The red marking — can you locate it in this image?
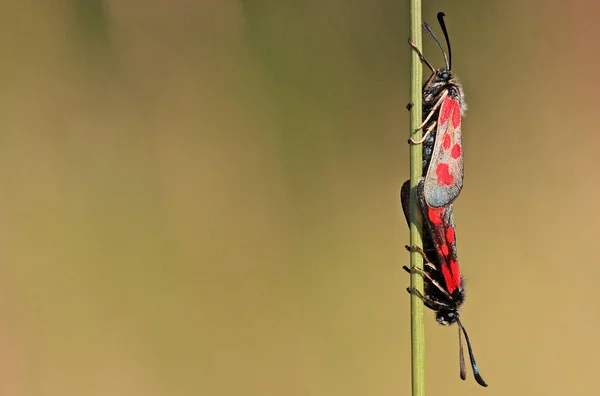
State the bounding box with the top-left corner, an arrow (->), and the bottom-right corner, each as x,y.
452,103 -> 461,127
442,134 -> 451,150
440,244 -> 449,256
435,163 -> 454,186
439,98 -> 453,125
441,265 -> 457,294
439,98 -> 461,127
451,144 -> 461,159
450,260 -> 461,289
428,207 -> 443,225
446,227 -> 455,244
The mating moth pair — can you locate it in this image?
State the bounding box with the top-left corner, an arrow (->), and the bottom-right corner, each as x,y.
402,12 -> 487,387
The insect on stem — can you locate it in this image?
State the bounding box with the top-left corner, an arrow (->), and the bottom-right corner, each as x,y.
403,11 -> 487,389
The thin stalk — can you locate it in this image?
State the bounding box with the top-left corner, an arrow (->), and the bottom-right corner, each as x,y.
408,1 -> 425,396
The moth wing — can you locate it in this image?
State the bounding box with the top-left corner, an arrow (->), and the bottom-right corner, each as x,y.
424,96 -> 464,208
417,180 -> 462,293
400,180 -> 411,226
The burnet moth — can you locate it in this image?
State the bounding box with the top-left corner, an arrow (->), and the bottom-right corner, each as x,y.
409,13 -> 465,208
401,179 -> 487,387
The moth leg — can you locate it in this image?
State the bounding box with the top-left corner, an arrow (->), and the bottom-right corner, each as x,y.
402,245 -> 435,274
403,245 -> 436,272
402,262 -> 435,276
408,40 -> 435,82
406,286 -> 454,310
414,89 -> 448,131
409,121 -> 436,144
405,244 -> 433,263
406,287 -> 436,310
403,265 -> 437,284
404,264 -> 453,301
403,245 -> 436,276
405,245 -> 454,300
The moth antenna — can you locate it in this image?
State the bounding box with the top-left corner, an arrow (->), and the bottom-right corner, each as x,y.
422,21 -> 449,70
457,318 -> 488,387
437,12 -> 452,70
457,324 -> 467,380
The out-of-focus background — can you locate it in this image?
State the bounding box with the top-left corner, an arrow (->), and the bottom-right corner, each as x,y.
0,0 -> 598,395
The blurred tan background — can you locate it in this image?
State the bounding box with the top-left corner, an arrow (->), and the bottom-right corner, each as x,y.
0,0 -> 598,395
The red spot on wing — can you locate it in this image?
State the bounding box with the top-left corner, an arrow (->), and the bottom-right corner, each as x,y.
428,207 -> 443,225
439,98 -> 454,125
446,227 -> 455,244
441,264 -> 457,294
441,260 -> 461,294
452,104 -> 461,127
451,144 -> 461,159
450,260 -> 461,289
442,134 -> 451,150
435,163 -> 454,186
440,244 -> 449,256
439,98 -> 461,127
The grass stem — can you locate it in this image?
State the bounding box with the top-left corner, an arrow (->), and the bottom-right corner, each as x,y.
408,2 -> 425,395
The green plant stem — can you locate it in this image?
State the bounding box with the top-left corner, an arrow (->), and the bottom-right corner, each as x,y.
408,1 -> 425,396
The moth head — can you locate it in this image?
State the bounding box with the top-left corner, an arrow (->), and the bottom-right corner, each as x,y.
436,309 -> 459,326
436,69 -> 452,81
